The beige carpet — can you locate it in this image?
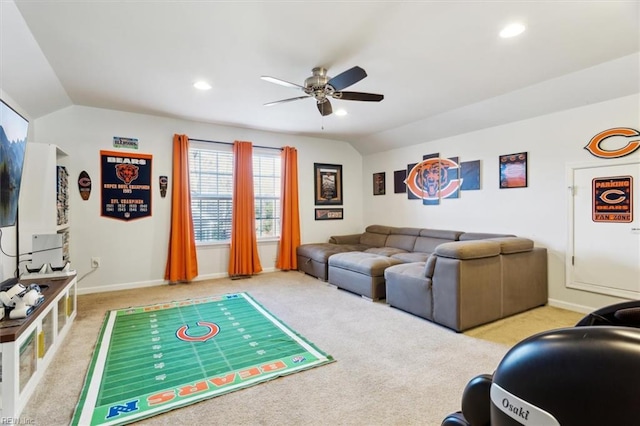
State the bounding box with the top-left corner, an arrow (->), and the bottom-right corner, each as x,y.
22,271 -> 581,426
465,305 -> 584,346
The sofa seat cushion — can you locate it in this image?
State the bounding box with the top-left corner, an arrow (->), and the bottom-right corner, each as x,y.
329,252 -> 403,276
384,262 -> 428,282
297,243 -> 365,262
364,247 -> 408,257
384,262 -> 433,320
391,252 -> 431,263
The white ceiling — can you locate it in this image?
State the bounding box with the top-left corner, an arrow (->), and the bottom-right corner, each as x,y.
2,1 -> 639,154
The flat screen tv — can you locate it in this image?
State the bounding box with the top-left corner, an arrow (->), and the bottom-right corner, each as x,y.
0,99 -> 29,228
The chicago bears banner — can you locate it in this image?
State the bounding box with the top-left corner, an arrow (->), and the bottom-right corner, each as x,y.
101,150 -> 152,221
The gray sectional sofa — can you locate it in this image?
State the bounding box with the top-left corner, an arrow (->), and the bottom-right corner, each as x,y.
296,225 -> 548,331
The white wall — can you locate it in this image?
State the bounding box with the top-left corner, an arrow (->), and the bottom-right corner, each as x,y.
32,105 -> 364,293
19,94 -> 640,312
362,94 -> 640,313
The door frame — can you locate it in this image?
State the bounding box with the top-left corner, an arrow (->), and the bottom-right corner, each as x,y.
566,157 -> 640,299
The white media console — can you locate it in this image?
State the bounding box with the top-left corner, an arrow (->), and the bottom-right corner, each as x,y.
0,274 -> 77,419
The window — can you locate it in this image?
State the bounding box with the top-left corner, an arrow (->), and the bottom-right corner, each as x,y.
189,143 -> 281,243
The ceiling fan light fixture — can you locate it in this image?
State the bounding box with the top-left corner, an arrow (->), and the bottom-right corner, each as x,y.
335,109 -> 347,116
193,81 -> 212,90
261,65 -> 383,117
499,23 -> 525,38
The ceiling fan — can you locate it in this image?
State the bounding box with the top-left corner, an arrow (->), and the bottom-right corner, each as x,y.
261,66 -> 384,116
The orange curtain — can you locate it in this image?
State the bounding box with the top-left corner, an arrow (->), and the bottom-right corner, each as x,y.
276,146 -> 300,270
165,134 -> 198,283
228,141 -> 263,276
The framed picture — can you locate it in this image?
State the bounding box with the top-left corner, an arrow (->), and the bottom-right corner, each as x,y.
315,208 -> 343,220
393,169 -> 407,194
499,152 -> 528,189
373,172 -> 386,195
314,163 -> 343,205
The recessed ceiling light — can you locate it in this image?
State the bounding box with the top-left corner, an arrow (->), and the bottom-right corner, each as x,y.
334,109 -> 347,116
500,23 -> 525,38
193,81 -> 212,90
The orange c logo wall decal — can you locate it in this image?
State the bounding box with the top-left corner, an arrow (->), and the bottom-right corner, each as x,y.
584,127 -> 640,158
176,321 -> 220,342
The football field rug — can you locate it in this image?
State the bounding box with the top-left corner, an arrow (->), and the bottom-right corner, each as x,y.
71,292 -> 334,425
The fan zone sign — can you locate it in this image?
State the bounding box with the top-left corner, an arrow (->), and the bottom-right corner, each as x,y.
101,150 -> 152,221
592,175 -> 633,223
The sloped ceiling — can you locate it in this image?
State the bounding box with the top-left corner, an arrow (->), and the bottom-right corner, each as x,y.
2,1 -> 639,154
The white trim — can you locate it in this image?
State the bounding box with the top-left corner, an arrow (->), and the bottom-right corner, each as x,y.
565,158 -> 640,299
547,298 -> 593,314
77,268 -> 278,295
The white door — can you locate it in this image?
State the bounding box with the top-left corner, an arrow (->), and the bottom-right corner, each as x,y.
568,160 -> 640,299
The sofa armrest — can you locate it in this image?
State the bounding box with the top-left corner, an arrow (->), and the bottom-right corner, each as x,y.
435,240 -> 501,259
329,233 -> 363,245
486,237 -> 533,253
431,241 -> 503,331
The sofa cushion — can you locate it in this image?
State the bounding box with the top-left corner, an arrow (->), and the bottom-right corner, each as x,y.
435,240 -> 501,260
414,236 -> 452,254
329,234 -> 364,245
459,232 -> 516,241
365,225 -> 394,235
419,229 -> 464,240
365,247 -> 408,257
391,252 -> 431,263
390,227 -> 422,236
360,231 -> 389,247
297,243 -> 374,261
385,234 -> 418,251
424,254 -> 437,278
384,262 -> 432,290
487,237 -> 534,254
329,252 -> 403,276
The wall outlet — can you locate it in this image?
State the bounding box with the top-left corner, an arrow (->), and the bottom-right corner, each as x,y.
91,257 -> 101,268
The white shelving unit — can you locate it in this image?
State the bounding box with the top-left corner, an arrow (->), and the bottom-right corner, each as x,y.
18,143 -> 70,272
0,275 -> 77,418
2,143 -> 77,417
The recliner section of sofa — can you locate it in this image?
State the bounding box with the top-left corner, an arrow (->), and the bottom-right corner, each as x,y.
385,237 -> 548,331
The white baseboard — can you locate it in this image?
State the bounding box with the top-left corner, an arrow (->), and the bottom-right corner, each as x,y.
548,298 -> 594,314
77,267 -> 277,295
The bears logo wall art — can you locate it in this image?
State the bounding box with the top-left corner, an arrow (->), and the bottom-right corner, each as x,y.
405,157 -> 462,204
101,150 -> 152,221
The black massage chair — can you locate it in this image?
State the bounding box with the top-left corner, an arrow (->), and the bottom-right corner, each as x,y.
441,300 -> 640,426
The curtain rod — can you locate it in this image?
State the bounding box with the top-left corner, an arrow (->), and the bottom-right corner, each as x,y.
188,138 -> 282,151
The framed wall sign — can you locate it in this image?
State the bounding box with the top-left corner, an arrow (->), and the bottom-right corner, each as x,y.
373,172 -> 386,195
499,152 -> 528,189
315,208 -> 343,220
314,163 -> 343,205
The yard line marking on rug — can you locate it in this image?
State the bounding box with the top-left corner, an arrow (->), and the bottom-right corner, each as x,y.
71,292 -> 334,426
78,309 -> 118,426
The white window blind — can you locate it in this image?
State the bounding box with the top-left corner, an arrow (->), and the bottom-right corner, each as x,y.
189,143 -> 280,243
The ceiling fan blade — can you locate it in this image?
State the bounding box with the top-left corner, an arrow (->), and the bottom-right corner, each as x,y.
264,96 -> 311,107
334,91 -> 384,102
327,66 -> 367,91
260,76 -> 305,90
317,99 -> 333,116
